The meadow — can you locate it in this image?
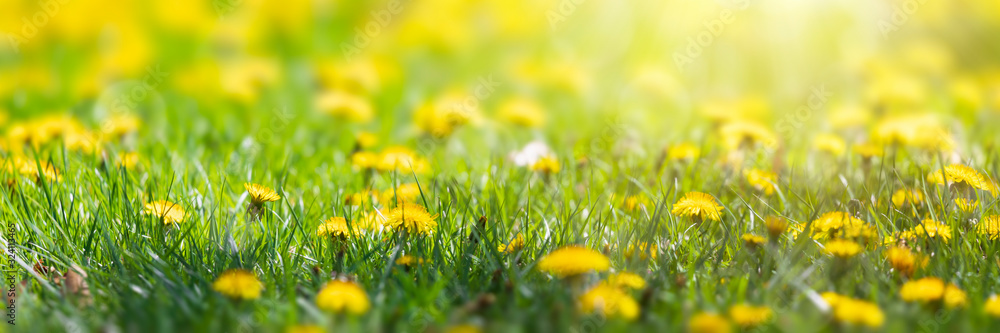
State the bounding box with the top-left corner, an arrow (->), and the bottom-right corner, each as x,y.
3,0 -> 1000,332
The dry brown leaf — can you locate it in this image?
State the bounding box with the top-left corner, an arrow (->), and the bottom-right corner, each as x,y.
62,264 -> 92,307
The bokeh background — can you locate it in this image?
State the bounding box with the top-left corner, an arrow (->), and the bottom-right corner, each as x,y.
3,0 -> 1000,166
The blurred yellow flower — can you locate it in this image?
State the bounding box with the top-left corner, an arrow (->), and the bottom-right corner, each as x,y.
212,269 -> 263,301
898,219 -> 952,243
718,121 -> 776,151
380,183 -> 423,205
608,272 -> 646,290
351,151 -> 378,170
886,246 -> 924,278
315,280 -> 371,315
395,255 -> 429,266
809,212 -> 876,241
498,98 -> 546,128
900,277 -> 966,308
624,242 -> 658,261
765,216 -> 788,238
671,192 -> 723,222
830,297 -> 884,328
689,312 -> 730,333
537,246 -> 610,277
813,134 -> 846,156
315,90 -> 374,123
376,146 -> 430,174
666,143 -> 700,161
977,216 -> 1000,240
530,155 -> 560,174
579,283 -> 639,320
891,188 -> 924,210
985,295 -> 1000,317
317,217 -> 360,238
444,324 -> 482,333
728,304 -> 772,328
744,168 -> 777,195
355,131 -> 378,149
823,239 -> 861,258
742,234 -> 766,249
852,143 -> 884,159
101,114 -> 141,139
286,325 -> 324,333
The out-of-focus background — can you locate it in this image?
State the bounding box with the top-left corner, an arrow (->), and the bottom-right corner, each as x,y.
2,0 -> 1000,162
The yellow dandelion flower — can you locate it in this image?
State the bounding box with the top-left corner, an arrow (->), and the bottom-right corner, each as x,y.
954,198 -> 979,213
671,192 -> 723,222
831,298 -> 884,328
624,242 -> 658,261
728,304 -> 772,328
317,217 -> 362,238
355,131 -> 378,149
101,114 -> 141,138
927,164 -> 997,193
689,312 -> 731,333
376,146 -> 430,174
621,194 -> 650,212
530,155 -> 560,174
984,295 -> 1000,317
286,325 -> 324,333
977,216 -> 1000,240
823,239 -> 862,258
537,246 -> 610,277
143,200 -> 186,225
742,234 -> 766,249
315,280 -> 371,315
719,121 -> 777,151
821,292 -> 845,308
10,158 -> 62,183
315,90 -> 374,123
245,183 -> 281,205
383,203 -> 438,236
944,285 -> 968,308
344,190 -> 377,206
852,143 -> 883,159
765,216 -> 788,238
444,324 -> 482,333
901,277 -> 965,308
813,134 -> 846,156
744,169 -> 777,195
886,246 -> 924,277
351,151 -> 378,170
117,152 -> 140,169
898,219 -> 952,243
498,98 -> 546,128
579,283 -> 639,320
380,183 -> 423,205
212,269 -> 263,300
891,188 -> 924,210
809,212 -> 876,241
666,143 -> 700,161
395,255 -> 429,266
608,272 -> 646,290
498,233 -> 525,254
358,210 -> 386,230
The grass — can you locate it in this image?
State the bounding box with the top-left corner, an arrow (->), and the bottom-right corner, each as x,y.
3,105 -> 1000,333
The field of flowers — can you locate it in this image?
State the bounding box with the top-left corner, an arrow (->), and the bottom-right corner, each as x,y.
4,0 -> 1000,332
